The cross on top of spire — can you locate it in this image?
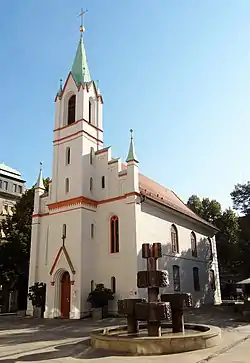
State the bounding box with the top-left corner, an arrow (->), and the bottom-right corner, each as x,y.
78,8 -> 88,36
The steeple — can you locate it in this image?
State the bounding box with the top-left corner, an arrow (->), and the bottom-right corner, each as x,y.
126,129 -> 138,163
35,162 -> 45,190
71,9 -> 91,85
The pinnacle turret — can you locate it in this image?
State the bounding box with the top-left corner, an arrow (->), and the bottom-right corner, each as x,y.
35,162 -> 45,190
126,129 -> 138,163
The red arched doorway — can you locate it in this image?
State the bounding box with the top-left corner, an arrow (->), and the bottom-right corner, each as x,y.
60,271 -> 71,318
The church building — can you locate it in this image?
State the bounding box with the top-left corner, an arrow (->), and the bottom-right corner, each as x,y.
27,26 -> 221,319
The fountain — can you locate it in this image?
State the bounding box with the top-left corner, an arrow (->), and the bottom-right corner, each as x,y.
91,242 -> 221,355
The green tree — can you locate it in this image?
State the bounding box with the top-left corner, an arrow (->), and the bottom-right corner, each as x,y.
0,188 -> 34,285
187,195 -> 221,223
0,177 -> 49,309
187,195 -> 202,216
187,195 -> 241,277
216,208 -> 241,275
230,182 -> 250,215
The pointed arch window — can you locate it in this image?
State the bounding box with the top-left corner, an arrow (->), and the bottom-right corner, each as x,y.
91,223 -> 94,239
102,176 -> 105,189
65,178 -> 70,193
67,95 -> 76,125
66,147 -> 71,165
191,232 -> 197,257
90,177 -> 93,191
89,100 -> 92,124
193,267 -> 200,291
110,216 -> 119,253
171,224 -> 179,253
62,224 -> 67,238
90,147 -> 94,165
111,276 -> 116,293
208,238 -> 213,260
173,265 -> 180,292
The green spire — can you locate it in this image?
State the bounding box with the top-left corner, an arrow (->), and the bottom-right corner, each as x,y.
126,129 -> 138,163
71,37 -> 91,85
35,162 -> 45,189
57,78 -> 63,99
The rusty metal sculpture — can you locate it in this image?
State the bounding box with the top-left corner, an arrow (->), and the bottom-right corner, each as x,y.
118,242 -> 193,337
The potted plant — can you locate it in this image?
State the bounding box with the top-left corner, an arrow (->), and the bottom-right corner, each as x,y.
28,282 -> 46,318
87,283 -> 114,320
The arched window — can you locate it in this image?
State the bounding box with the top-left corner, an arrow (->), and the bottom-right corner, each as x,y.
89,100 -> 92,123
91,280 -> 94,292
90,177 -> 93,191
65,178 -> 69,193
62,224 -> 67,238
171,224 -> 179,253
111,276 -> 116,293
191,232 -> 197,257
91,223 -> 94,238
102,176 -> 105,189
208,238 -> 213,260
173,265 -> 180,292
66,147 -> 71,165
193,267 -> 200,291
90,147 -> 94,165
67,95 -> 76,125
110,216 -> 119,253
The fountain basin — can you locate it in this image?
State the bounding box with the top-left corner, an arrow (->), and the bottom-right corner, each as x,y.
91,323 -> 221,355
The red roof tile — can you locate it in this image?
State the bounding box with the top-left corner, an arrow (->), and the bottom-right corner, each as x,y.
139,173 -> 217,230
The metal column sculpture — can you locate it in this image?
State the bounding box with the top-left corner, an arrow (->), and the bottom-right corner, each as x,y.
118,242 -> 192,337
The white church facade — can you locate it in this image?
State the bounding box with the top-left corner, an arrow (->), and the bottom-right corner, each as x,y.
27,29 -> 221,319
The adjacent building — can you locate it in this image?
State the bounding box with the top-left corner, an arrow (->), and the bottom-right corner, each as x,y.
0,163 -> 25,223
27,26 -> 221,319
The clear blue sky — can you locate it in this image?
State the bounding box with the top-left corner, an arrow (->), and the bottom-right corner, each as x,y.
1,1 -> 250,210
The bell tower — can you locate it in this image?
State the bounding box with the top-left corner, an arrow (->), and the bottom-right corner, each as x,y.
51,12 -> 104,203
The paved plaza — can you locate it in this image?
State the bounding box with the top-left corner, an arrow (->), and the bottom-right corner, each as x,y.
1,306 -> 250,362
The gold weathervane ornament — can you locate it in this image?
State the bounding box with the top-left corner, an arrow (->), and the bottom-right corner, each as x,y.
78,8 -> 88,35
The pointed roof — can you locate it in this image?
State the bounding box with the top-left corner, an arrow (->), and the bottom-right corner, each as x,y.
35,162 -> 45,189
71,36 -> 91,85
126,129 -> 138,163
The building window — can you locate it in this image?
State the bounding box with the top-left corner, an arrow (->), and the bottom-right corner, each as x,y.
193,267 -> 200,291
91,280 -> 94,292
171,224 -> 179,253
13,184 -> 17,193
111,276 -> 116,293
89,100 -> 92,123
101,176 -> 105,189
67,95 -> 76,125
90,147 -> 94,165
65,178 -> 69,193
62,224 -> 67,238
0,180 -> 2,189
90,177 -> 93,191
66,147 -> 71,165
173,265 -> 180,292
110,215 -> 119,253
191,232 -> 197,257
4,181 -> 8,191
208,238 -> 213,260
18,185 -> 22,194
91,223 -> 94,238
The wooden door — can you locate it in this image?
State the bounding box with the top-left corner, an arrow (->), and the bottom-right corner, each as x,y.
61,272 -> 70,318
